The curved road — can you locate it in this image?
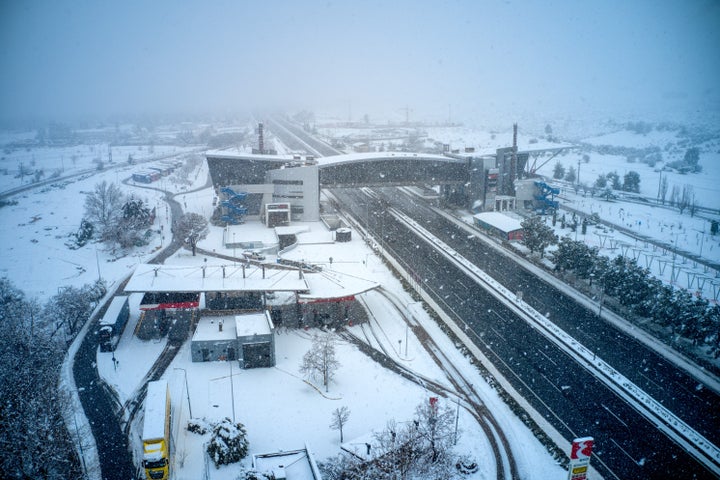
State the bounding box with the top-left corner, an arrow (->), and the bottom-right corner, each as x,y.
72,173 -> 211,479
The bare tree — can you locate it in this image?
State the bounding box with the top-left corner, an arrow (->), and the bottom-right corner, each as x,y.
678,184 -> 694,215
669,184 -> 680,207
84,181 -> 124,240
299,331 -> 341,392
330,406 -> 351,443
658,174 -> 668,204
175,212 -> 209,256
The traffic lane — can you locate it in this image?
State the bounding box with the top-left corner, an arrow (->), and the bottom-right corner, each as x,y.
73,327 -> 136,480
416,245 -> 714,479
379,188 -> 720,444
358,201 -> 714,478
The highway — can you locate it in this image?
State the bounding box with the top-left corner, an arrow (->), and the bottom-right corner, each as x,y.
267,117 -> 720,478
329,186 -> 719,479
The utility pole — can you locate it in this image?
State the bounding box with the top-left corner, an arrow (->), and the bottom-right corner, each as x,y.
577,158 -> 581,187
174,368 -> 193,419
229,361 -> 236,422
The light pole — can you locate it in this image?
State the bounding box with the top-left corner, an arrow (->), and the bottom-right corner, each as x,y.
174,367 -> 193,419
233,232 -> 236,264
229,360 -> 236,423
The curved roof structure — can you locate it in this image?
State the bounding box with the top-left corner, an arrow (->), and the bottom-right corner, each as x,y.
205,149 -> 469,188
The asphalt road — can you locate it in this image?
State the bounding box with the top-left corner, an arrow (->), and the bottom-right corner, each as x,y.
378,186 -> 720,443
71,172 -> 210,479
330,186 -> 718,479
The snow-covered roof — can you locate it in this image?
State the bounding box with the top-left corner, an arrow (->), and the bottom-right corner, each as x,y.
252,447 -> 322,480
449,141 -> 575,158
192,315 -> 237,342
473,212 -> 524,233
124,264 -> 380,300
299,269 -> 380,302
124,263 -> 309,293
235,311 -> 272,337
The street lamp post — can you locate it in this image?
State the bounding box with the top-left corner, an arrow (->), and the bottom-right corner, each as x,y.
229,361 -> 236,423
174,368 -> 193,419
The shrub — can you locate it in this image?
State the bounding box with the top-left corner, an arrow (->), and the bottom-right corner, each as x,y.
207,418 -> 249,468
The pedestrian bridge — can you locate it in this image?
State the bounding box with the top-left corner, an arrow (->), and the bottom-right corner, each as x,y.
205,150 -> 469,189
316,152 -> 468,187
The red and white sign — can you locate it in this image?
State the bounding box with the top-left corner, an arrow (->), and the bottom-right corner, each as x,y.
568,437 -> 594,480
571,437 -> 594,460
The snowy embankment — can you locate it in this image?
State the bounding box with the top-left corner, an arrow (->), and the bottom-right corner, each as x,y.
391,207 -> 720,476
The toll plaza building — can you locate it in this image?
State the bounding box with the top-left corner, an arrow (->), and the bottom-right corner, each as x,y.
123,262 -> 379,355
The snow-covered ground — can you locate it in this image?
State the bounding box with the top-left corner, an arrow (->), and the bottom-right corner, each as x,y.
98,217 -> 566,480
3,119 -> 719,480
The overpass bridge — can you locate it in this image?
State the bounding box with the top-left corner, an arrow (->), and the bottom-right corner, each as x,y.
205,150 -> 469,189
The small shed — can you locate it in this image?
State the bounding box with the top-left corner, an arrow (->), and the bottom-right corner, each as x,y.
473,211 -> 524,241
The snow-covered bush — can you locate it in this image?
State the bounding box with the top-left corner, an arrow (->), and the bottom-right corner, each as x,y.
187,418 -> 211,435
236,470 -> 276,480
207,417 -> 249,468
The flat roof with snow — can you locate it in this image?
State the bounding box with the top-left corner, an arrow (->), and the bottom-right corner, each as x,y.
300,269 -> 380,302
125,263 -> 380,301
473,211 -> 524,233
252,447 -> 322,480
192,315 -> 237,342
235,312 -> 272,337
124,263 -> 310,293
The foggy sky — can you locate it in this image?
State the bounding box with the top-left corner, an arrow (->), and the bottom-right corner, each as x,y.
1,0 -> 718,124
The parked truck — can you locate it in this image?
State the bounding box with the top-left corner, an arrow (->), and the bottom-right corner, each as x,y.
142,380 -> 171,480
98,296 -> 130,352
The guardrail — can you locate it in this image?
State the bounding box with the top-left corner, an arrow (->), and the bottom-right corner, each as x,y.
391,207 -> 720,475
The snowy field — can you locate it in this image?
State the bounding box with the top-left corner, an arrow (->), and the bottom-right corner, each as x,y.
0,145 -> 205,300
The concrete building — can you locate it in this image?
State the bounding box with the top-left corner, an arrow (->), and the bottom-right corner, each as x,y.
191,311 -> 276,368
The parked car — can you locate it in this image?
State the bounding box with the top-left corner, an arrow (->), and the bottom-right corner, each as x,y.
242,251 -> 265,261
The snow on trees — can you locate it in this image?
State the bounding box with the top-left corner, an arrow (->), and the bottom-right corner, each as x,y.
546,235 -> 720,355
45,279 -> 106,338
0,279 -> 83,479
300,331 -> 341,392
564,165 -> 577,184
83,182 -> 154,248
520,216 -> 557,258
330,406 -> 350,442
319,398 -> 466,480
113,196 -> 154,248
622,170 -> 640,193
206,417 -> 250,468
175,212 -> 209,256
83,180 -> 124,241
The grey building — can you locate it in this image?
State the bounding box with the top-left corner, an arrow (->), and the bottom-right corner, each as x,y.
191,311 -> 276,368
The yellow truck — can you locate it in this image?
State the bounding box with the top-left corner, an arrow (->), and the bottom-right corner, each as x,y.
142,380 -> 170,480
